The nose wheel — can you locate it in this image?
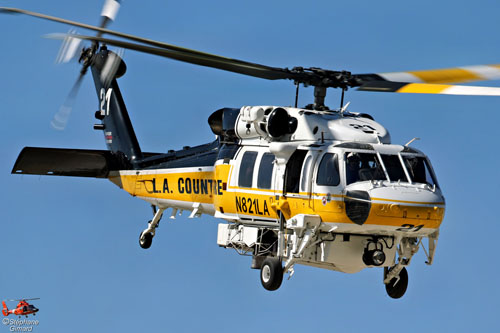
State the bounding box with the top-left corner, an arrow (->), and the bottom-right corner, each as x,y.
138,207 -> 165,249
384,266 -> 408,299
139,231 -> 153,249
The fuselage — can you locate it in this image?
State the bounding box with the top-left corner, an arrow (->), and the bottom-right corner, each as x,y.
109,106 -> 445,238
2,302 -> 38,316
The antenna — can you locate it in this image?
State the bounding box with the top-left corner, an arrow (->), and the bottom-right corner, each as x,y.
294,82 -> 299,108
340,88 -> 346,109
340,101 -> 350,115
405,137 -> 420,146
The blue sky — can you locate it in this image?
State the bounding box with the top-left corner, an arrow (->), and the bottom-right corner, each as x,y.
1,0 -> 499,332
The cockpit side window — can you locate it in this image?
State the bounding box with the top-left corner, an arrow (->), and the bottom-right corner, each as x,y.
300,155 -> 313,192
403,156 -> 438,187
239,151 -> 258,188
284,150 -> 307,193
381,155 -> 408,182
317,153 -> 340,186
345,152 -> 385,185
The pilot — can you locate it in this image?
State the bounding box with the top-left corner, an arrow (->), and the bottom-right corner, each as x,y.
358,155 -> 373,181
346,153 -> 361,184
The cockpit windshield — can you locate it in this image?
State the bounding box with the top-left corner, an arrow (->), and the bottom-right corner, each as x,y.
345,151 -> 438,187
345,153 -> 385,185
380,155 -> 407,182
403,156 -> 438,187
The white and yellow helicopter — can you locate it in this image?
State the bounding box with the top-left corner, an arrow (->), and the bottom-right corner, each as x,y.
4,1 -> 500,298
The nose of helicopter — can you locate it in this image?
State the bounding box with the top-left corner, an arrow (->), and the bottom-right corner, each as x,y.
370,184 -> 444,203
370,184 -> 445,224
345,183 -> 445,227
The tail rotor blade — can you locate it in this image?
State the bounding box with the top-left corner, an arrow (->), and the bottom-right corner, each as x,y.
55,29 -> 83,64
98,0 -> 121,34
100,48 -> 124,88
51,72 -> 85,130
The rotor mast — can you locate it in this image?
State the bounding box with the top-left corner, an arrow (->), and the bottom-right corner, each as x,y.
313,86 -> 328,110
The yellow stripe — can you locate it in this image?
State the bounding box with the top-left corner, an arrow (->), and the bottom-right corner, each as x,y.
313,192 -> 343,197
313,193 -> 441,205
227,184 -> 277,193
112,166 -> 445,231
396,83 -> 451,94
410,68 -> 482,84
371,197 -> 445,205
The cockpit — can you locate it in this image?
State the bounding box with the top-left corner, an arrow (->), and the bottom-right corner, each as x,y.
344,151 -> 438,188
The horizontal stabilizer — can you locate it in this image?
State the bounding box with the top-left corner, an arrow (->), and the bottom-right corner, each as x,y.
11,147 -> 129,178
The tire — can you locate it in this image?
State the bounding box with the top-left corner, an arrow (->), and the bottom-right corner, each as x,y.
139,232 -> 153,249
260,258 -> 283,291
385,267 -> 408,299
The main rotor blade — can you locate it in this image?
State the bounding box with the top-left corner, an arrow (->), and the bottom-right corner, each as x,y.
357,81 -> 500,96
0,7 -> 282,72
356,64 -> 500,85
7,7 -> 500,93
47,33 -> 298,81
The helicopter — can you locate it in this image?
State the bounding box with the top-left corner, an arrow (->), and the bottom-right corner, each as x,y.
3,1 -> 500,299
2,298 -> 39,318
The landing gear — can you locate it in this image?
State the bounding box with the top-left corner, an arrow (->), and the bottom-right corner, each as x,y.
384,266 -> 408,299
260,257 -> 283,291
138,207 -> 165,249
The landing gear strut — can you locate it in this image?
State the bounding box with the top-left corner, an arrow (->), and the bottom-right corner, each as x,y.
260,257 -> 283,291
139,207 -> 164,249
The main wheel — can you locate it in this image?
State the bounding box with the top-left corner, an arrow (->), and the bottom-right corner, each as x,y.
260,258 -> 283,291
385,267 -> 408,299
139,231 -> 153,249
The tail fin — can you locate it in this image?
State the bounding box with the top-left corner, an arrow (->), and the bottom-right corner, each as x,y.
2,301 -> 9,316
90,46 -> 142,168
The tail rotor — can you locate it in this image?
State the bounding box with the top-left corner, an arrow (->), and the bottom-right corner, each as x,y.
50,70 -> 86,130
55,29 -> 83,64
50,0 -> 121,130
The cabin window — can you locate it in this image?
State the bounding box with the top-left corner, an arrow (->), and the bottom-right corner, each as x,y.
239,151 -> 258,188
284,150 -> 307,193
257,153 -> 275,189
381,155 -> 408,182
403,156 -> 438,187
316,153 -> 340,186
